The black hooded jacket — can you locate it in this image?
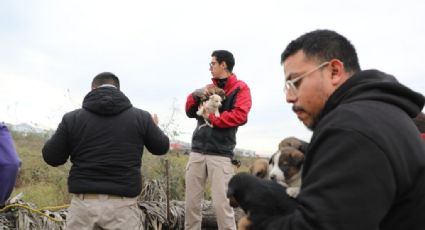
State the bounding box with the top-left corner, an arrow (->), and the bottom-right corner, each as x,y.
264,70 -> 425,229
42,87 -> 169,197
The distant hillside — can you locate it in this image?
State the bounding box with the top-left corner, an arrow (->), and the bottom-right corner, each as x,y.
6,122 -> 259,157
6,122 -> 54,137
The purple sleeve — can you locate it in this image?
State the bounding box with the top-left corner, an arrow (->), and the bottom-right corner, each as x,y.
0,123 -> 21,206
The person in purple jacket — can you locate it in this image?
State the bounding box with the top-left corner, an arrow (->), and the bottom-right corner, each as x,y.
0,122 -> 20,208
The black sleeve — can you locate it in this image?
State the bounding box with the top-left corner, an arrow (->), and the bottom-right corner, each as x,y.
186,94 -> 201,118
142,112 -> 170,155
42,116 -> 70,167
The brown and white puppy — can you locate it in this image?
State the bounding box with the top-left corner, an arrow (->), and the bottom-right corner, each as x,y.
277,136 -> 309,153
249,158 -> 269,179
269,146 -> 304,198
195,85 -> 226,128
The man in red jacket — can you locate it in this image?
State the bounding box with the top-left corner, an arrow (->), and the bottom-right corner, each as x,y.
184,50 -> 252,230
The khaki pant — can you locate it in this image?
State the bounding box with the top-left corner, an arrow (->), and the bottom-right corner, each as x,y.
66,194 -> 144,230
184,152 -> 236,230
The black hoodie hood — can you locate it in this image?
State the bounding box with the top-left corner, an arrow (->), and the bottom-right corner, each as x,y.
313,69 -> 425,130
82,87 -> 132,115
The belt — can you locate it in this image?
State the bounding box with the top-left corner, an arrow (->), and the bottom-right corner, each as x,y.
73,193 -> 128,200
193,151 -> 232,158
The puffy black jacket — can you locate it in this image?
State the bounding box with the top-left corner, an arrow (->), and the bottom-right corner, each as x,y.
264,70 -> 425,230
42,87 -> 169,197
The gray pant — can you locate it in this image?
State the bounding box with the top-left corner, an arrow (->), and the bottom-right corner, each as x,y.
66,194 -> 144,230
184,152 -> 236,230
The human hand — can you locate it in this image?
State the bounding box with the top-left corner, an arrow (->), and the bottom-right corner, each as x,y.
200,107 -> 210,120
203,87 -> 212,97
152,113 -> 159,125
193,85 -> 214,100
192,87 -> 207,99
197,104 -> 209,119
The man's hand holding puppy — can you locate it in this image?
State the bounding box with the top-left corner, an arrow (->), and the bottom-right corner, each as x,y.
227,172 -> 298,230
192,86 -> 212,119
200,105 -> 211,120
193,85 -> 226,128
191,85 -> 210,101
198,103 -> 210,120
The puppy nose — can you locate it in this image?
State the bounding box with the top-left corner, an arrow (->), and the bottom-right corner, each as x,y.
270,175 -> 276,181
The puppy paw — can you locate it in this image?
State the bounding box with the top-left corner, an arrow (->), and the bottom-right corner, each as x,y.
277,181 -> 289,188
238,216 -> 251,230
205,120 -> 213,128
196,105 -> 205,116
286,187 -> 300,198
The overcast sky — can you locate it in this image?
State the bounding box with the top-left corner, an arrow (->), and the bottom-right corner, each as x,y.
1,0 -> 424,156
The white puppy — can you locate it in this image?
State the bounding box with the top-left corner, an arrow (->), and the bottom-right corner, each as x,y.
197,94 -> 223,128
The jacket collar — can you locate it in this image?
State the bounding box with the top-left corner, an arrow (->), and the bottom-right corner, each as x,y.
312,69 -> 424,130
211,74 -> 238,92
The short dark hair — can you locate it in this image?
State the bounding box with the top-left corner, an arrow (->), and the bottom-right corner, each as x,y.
92,72 -> 120,90
281,29 -> 361,74
212,50 -> 235,72
413,112 -> 425,132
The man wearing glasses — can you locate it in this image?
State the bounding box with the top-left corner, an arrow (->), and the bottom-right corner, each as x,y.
184,50 -> 252,230
256,30 -> 425,229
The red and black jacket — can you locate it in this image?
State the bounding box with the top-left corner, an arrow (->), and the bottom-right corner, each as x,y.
185,74 -> 252,157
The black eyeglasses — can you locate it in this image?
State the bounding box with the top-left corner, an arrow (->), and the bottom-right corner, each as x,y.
209,61 -> 217,67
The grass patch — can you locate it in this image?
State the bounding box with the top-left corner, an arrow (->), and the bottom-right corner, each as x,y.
10,131 -> 253,207
12,182 -> 71,208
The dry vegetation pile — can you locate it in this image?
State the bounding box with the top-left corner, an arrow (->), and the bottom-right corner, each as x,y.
0,130 -> 252,229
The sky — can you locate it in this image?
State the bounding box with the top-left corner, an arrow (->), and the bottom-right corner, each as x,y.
1,0 -> 424,156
